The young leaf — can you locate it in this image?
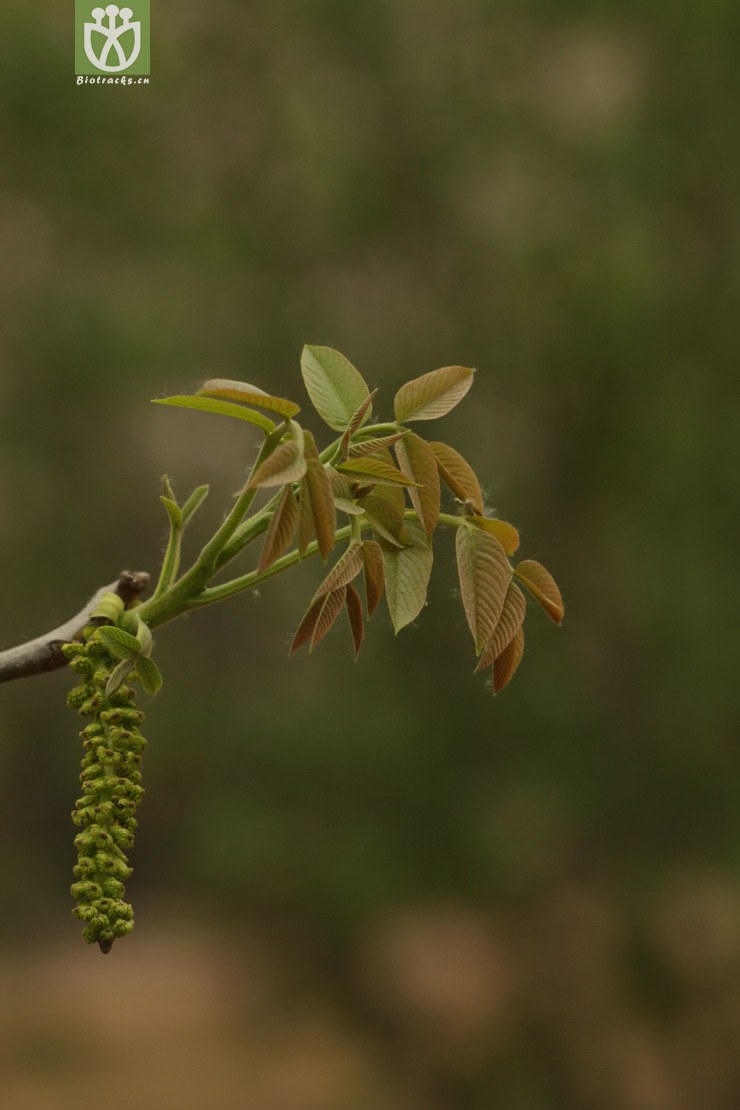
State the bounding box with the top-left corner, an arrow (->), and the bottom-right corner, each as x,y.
394,365 -> 474,423
312,545 -> 364,601
334,497 -> 365,516
258,486 -> 299,572
310,587 -> 347,652
347,432 -> 406,458
105,659 -> 135,698
135,654 -> 163,695
475,581 -> 527,671
340,389 -> 377,456
336,457 -> 420,487
303,431 -> 337,560
298,477 -> 315,556
357,492 -> 407,547
492,627 -> 525,694
96,626 -> 142,662
345,584 -> 364,659
395,431 -> 440,541
247,437 -> 306,490
468,516 -> 520,555
428,441 -> 484,515
455,525 -> 511,655
152,395 -> 275,435
328,468 -> 354,500
381,520 -> 433,634
514,560 -> 565,624
180,484 -> 210,525
300,346 -> 371,431
160,496 -> 183,529
197,379 -> 299,418
361,540 -> 385,617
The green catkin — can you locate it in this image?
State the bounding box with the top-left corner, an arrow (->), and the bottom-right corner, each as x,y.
62,628 -> 147,953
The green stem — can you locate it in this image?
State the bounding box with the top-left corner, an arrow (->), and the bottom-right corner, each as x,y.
152,524 -> 182,600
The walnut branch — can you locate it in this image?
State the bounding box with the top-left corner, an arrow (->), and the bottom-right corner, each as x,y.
0,571 -> 150,685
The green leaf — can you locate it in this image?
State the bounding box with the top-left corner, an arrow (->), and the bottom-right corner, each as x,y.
135,619 -> 153,655
258,485 -> 299,572
492,627 -> 525,694
152,395 -> 275,434
428,441 -> 484,515
197,379 -> 299,418
476,581 -> 527,671
159,496 -> 182,529
345,583 -> 364,659
357,492 -> 407,547
361,540 -> 385,617
394,365 -> 474,422
105,659 -> 135,698
468,516 -> 519,555
96,626 -> 142,662
381,519 -> 433,633
135,654 -> 163,695
247,436 -> 307,489
514,560 -> 565,624
180,484 -> 210,525
300,346 -> 371,431
455,525 -> 511,655
336,457 -> 420,487
394,431 -> 440,541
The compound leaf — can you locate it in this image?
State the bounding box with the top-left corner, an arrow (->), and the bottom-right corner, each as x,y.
456,525 -> 511,655
515,559 -> 565,624
394,365 -> 474,422
301,346 -> 371,431
381,519 -> 433,634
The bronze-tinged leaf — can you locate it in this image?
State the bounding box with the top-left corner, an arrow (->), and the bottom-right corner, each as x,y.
258,486 -> 299,572
394,365 -> 474,423
475,581 -> 527,671
328,467 -> 354,500
347,432 -> 407,458
345,583 -> 364,659
290,594 -> 323,652
334,497 -> 364,516
428,441 -> 484,515
302,430 -> 336,560
492,627 -> 525,694
455,525 -> 511,655
300,346 -> 371,431
298,477 -> 314,556
514,559 -> 565,624
395,431 -> 440,541
381,520 -> 433,634
357,492 -> 407,547
310,587 -> 347,652
361,540 -> 385,617
305,460 -> 337,560
198,379 -> 300,418
312,545 -> 364,601
340,389 -> 377,456
468,516 -> 520,555
337,457 -> 420,487
152,395 -> 276,435
247,438 -> 307,489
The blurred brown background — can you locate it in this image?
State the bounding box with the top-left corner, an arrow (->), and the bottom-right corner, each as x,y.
1,1 -> 739,1107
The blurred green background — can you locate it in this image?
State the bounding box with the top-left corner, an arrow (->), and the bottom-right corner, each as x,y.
1,1 -> 739,1107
